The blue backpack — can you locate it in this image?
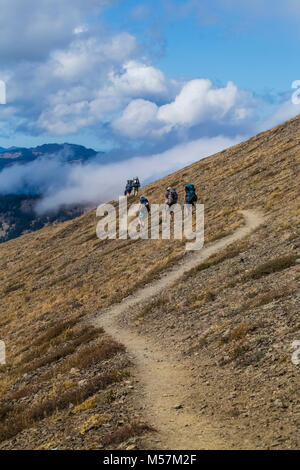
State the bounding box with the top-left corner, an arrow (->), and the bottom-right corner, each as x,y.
140,197 -> 150,212
185,184 -> 197,203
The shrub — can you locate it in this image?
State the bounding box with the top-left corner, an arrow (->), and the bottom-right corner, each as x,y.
18,324 -> 103,370
240,286 -> 294,312
20,342 -> 77,373
0,369 -> 127,443
138,296 -> 167,318
79,414 -> 111,435
229,345 -> 248,359
183,242 -> 248,281
9,384 -> 38,400
245,255 -> 297,280
62,338 -> 125,372
101,422 -> 154,447
72,395 -> 98,414
230,323 -> 252,341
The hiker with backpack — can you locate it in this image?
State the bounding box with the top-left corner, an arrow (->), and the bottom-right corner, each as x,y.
164,186 -> 178,221
124,180 -> 133,196
184,183 -> 198,215
132,177 -> 141,196
138,196 -> 150,230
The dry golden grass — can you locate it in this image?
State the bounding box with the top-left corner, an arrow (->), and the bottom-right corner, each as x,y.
61,338 -> 125,372
230,323 -> 252,341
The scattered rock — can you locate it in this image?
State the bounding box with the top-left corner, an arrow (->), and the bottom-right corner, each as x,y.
126,444 -> 137,450
274,399 -> 283,407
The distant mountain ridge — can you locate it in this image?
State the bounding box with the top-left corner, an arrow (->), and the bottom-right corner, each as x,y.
0,143 -> 100,171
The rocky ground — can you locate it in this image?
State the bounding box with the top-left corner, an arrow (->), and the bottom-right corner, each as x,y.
120,221 -> 299,449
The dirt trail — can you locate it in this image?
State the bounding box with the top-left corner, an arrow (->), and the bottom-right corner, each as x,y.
92,210 -> 265,449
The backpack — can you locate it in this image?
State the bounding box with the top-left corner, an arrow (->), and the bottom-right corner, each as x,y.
125,181 -> 132,195
167,189 -> 178,206
133,178 -> 140,188
185,184 -> 197,204
140,197 -> 150,212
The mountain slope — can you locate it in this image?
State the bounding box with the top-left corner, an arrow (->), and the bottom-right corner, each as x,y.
0,115 -> 299,449
0,143 -> 99,170
93,210 -> 265,450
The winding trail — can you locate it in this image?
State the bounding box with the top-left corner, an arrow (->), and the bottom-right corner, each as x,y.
92,210 -> 265,449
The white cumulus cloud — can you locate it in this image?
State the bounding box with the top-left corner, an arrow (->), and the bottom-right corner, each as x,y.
110,61 -> 169,97
112,79 -> 255,139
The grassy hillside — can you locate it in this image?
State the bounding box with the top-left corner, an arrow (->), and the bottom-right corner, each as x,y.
0,115 -> 299,449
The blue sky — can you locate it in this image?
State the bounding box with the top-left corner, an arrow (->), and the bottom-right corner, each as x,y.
0,0 -> 299,153
104,0 -> 299,95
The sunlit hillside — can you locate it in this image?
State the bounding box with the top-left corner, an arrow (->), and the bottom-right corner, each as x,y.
0,115 -> 299,450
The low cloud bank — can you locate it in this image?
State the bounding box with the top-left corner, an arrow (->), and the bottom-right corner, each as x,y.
0,135 -> 245,214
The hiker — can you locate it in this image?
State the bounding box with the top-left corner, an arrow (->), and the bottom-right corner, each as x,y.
184,183 -> 198,216
138,196 -> 150,230
124,180 -> 133,196
164,186 -> 178,221
132,177 -> 141,196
